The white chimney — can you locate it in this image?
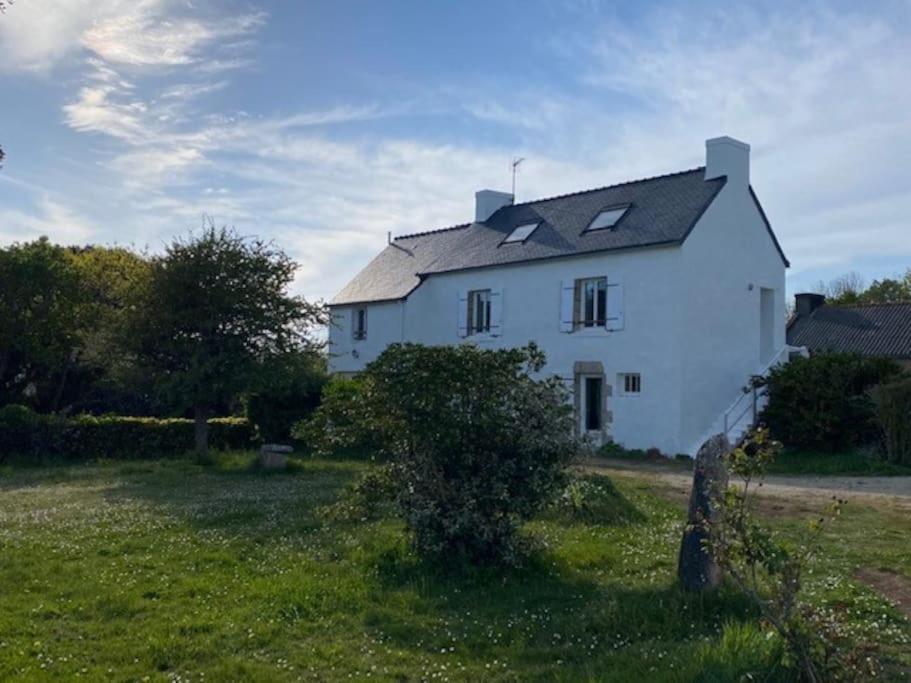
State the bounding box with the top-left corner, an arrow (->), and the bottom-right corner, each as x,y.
705,136 -> 750,187
475,189 -> 513,222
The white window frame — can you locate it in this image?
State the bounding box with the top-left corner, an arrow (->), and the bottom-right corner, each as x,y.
352,307 -> 367,341
502,221 -> 540,244
584,205 -> 630,232
576,277 -> 607,329
467,289 -> 492,335
619,372 -> 641,396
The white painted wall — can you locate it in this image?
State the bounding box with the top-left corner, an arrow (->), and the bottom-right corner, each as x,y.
678,179 -> 786,453
331,247 -> 688,454
329,300 -> 404,373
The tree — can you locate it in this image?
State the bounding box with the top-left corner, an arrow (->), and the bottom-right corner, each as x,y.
861,270 -> 911,304
814,271 -> 865,304
0,239 -> 86,410
65,246 -> 155,414
302,343 -> 580,564
815,269 -> 911,305
244,350 -> 327,443
124,226 -> 325,454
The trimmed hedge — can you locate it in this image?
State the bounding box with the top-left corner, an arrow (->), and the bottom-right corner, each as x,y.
0,405 -> 253,460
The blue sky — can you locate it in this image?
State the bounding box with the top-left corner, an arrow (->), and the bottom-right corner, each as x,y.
1,0 -> 910,302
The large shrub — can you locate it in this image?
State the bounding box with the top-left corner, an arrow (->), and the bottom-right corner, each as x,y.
763,353 -> 905,451
872,378 -> 911,465
245,352 -> 327,444
302,343 -> 580,564
0,405 -> 252,461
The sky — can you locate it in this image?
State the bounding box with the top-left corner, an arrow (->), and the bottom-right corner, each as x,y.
1,0 -> 910,303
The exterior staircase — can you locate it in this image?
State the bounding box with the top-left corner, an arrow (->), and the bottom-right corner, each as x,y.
691,345 -> 808,454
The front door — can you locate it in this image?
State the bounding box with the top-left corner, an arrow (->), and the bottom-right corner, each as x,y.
580,375 -> 604,442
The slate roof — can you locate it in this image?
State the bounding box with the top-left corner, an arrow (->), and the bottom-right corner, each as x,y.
787,303 -> 911,359
331,167 -> 786,306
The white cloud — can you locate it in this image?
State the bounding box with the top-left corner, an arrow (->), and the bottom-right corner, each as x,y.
0,0 -> 263,73
0,196 -> 95,244
81,4 -> 265,67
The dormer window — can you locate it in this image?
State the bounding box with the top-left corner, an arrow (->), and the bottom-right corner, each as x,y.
585,205 -> 630,232
502,221 -> 539,244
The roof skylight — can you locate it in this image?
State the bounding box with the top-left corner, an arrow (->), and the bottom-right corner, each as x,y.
586,206 -> 629,232
502,221 -> 539,244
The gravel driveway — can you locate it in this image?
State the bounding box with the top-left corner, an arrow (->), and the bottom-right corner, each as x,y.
584,458 -> 911,500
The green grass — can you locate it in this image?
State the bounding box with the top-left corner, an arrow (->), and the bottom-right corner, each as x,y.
0,453 -> 908,681
766,449 -> 911,476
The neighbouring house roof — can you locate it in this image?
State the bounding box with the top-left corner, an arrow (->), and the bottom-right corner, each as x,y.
787,303 -> 911,359
331,167 -> 786,306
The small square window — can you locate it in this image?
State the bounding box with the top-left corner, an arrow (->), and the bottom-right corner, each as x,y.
621,373 -> 641,394
586,206 -> 629,232
353,307 -> 367,340
502,222 -> 539,244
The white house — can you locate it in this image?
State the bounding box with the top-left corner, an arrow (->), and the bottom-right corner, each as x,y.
327,137 -> 790,456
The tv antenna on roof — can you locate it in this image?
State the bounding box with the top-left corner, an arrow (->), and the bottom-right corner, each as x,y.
511,157 -> 525,200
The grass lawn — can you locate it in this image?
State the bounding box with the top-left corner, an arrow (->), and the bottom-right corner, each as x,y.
765,449 -> 911,476
1,453 -> 909,681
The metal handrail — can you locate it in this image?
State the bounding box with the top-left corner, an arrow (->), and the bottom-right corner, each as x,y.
721,346 -> 790,437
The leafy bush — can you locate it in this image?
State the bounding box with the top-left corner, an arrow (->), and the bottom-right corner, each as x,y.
304,343 -> 580,564
320,464 -> 398,522
293,375 -> 376,457
871,378 -> 911,465
763,353 -> 905,451
245,353 -> 327,444
0,405 -> 253,460
706,429 -> 879,681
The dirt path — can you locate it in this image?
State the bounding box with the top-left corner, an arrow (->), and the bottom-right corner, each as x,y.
583,458 -> 911,501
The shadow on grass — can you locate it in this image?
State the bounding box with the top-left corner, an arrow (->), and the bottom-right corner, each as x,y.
90,452 -> 366,542
363,539 -> 760,673
540,474 -> 647,526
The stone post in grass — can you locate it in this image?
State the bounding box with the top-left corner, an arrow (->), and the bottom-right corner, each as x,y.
678,433 -> 730,592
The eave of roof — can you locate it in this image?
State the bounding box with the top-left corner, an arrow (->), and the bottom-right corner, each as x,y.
330,165 -> 789,306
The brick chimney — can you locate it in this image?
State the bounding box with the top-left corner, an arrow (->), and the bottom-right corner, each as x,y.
794,293 -> 826,317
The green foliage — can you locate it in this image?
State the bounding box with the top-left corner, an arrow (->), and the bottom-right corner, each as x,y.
122,226 -> 325,452
0,241 -> 156,415
0,404 -> 252,461
707,428 -> 879,681
823,269 -> 911,305
65,246 -> 155,414
0,238 -> 86,410
763,353 -> 905,451
305,343 -> 581,564
244,352 -> 327,444
548,475 -> 643,524
319,464 -> 398,522
767,448 -> 911,476
871,378 -> 911,465
293,375 -> 374,456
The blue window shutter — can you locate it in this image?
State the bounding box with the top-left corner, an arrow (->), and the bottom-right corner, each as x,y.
560,280 -> 574,332
457,289 -> 469,337
490,288 -> 503,336
606,276 -> 624,331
